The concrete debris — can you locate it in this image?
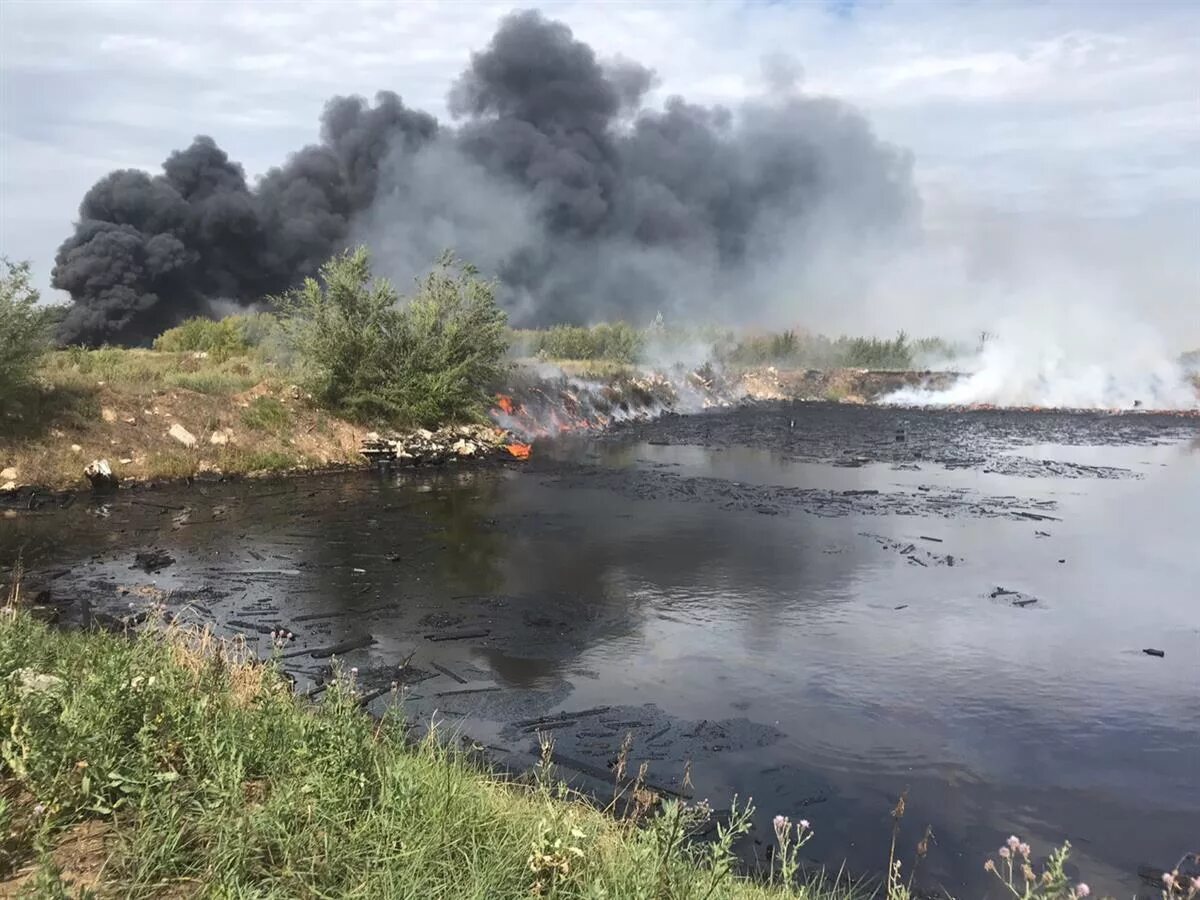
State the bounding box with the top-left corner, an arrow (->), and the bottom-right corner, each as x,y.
168,423 -> 196,448
361,423 -> 508,466
0,467 -> 15,481
0,481 -> 15,493
209,429 -> 232,446
84,458 -> 119,490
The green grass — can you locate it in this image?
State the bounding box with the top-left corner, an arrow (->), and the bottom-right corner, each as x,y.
240,397 -> 292,432
0,609 -> 834,899
42,348 -> 278,394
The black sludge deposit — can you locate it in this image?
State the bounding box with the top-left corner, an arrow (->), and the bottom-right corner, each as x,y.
3,404 -> 1197,897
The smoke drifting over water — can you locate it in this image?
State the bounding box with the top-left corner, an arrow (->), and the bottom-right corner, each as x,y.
51,9 -> 915,346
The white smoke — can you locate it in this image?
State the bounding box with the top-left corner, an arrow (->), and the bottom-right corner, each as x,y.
884,299 -> 1198,411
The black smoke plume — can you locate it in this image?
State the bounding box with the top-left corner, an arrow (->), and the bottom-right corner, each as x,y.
53,9 -> 916,346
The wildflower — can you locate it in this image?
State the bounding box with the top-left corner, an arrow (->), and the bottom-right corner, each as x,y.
1007,835 -> 1021,851
1023,864 -> 1035,883
799,819 -> 810,830
1018,842 -> 1031,859
984,860 -> 996,873
32,803 -> 46,818
999,847 -> 1011,860
1162,872 -> 1175,889
773,815 -> 790,841
1076,883 -> 1090,898
350,667 -> 358,676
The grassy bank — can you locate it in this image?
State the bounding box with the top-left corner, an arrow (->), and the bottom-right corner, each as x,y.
0,606 -> 829,899
0,348 -> 366,490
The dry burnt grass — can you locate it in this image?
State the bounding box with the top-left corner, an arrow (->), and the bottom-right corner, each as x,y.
0,350 -> 368,491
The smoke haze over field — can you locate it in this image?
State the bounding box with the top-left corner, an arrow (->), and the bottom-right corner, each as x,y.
51,9 -> 916,345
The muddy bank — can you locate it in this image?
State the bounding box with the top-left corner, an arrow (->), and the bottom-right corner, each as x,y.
3,403 -> 1197,897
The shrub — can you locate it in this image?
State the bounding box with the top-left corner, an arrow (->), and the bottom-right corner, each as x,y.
0,260 -> 52,410
276,247 -> 509,426
153,317 -> 249,362
526,323 -> 644,362
838,332 -> 913,369
240,396 -> 291,431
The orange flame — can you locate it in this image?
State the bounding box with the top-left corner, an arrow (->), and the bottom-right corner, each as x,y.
496,394 -> 515,415
506,442 -> 532,460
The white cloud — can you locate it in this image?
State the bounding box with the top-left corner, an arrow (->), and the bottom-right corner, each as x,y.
1,0 -> 1196,341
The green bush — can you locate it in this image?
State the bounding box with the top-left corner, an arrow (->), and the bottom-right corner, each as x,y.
724,329 -> 921,370
276,247 -> 509,426
838,332 -> 913,369
153,317 -> 249,361
240,396 -> 292,432
524,323 -> 645,362
0,259 -> 52,410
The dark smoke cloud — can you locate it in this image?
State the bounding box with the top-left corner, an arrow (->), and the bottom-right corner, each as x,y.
53,8 -> 915,345
54,92 -> 436,344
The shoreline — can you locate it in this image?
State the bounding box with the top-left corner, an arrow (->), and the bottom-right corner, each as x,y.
4,360 -> 1197,497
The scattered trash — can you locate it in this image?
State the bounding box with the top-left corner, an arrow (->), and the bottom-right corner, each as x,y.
1142,648 -> 1165,658
84,458 -> 118,490
361,423 -> 508,466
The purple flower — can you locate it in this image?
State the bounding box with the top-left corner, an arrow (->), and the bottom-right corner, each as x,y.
1007,835 -> 1021,851
1018,842 -> 1031,859
999,847 -> 1011,860
1075,884 -> 1090,898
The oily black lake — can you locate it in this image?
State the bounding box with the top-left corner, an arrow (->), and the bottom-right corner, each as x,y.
4,403 -> 1198,895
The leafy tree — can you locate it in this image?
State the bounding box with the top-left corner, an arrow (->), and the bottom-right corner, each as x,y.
0,259 -> 52,409
276,247 -> 508,425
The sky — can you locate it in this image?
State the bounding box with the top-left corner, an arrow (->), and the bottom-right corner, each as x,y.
0,0 -> 1197,341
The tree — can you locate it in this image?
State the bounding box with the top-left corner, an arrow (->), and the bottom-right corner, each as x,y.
0,259 -> 51,409
275,247 -> 509,426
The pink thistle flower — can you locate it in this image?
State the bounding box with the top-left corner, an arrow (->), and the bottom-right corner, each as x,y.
799,819 -> 810,830
1018,842 -> 1032,859
1163,873 -> 1175,889
1075,883 -> 1090,898
999,847 -> 1011,860
1007,835 -> 1021,851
